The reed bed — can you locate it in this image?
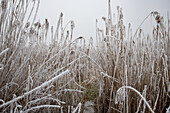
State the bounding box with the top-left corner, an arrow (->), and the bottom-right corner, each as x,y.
0,0 -> 169,113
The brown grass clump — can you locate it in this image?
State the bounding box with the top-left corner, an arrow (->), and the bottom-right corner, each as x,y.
0,0 -> 169,113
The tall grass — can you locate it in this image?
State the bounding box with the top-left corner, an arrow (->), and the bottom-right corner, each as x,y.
0,0 -> 169,113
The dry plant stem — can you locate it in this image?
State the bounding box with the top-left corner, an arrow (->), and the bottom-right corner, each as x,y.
0,70 -> 70,108
63,20 -> 74,32
54,13 -> 63,41
23,105 -> 61,113
153,89 -> 160,111
109,42 -> 121,110
133,13 -> 152,39
72,102 -> 82,113
111,107 -> 122,113
116,86 -> 155,113
25,0 -> 36,23
35,37 -> 84,73
136,85 -> 147,113
71,50 -> 104,71
0,48 -> 10,56
24,96 -> 65,109
31,0 -> 40,27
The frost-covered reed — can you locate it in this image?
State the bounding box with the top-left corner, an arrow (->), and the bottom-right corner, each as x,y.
0,0 -> 169,112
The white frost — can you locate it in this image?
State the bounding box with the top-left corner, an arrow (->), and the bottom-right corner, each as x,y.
0,70 -> 69,108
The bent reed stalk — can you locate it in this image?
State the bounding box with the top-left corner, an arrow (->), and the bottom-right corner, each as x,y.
116,86 -> 154,113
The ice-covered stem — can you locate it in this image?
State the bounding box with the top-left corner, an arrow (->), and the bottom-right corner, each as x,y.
0,48 -> 10,56
0,70 -> 70,108
23,105 -> 61,113
116,86 -> 154,113
133,12 -> 152,39
72,102 -> 82,113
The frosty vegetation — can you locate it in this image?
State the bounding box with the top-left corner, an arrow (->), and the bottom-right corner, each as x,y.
0,0 -> 169,113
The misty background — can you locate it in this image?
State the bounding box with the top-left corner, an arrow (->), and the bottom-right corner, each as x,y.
35,0 -> 170,40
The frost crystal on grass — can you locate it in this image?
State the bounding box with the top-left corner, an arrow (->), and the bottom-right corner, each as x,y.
115,87 -> 125,104
0,0 -> 169,112
166,106 -> 170,113
0,48 -> 10,56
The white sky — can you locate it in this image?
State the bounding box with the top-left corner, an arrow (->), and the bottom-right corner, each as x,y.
36,0 -> 170,39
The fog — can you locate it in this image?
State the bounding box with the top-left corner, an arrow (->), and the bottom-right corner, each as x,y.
36,0 -> 170,39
